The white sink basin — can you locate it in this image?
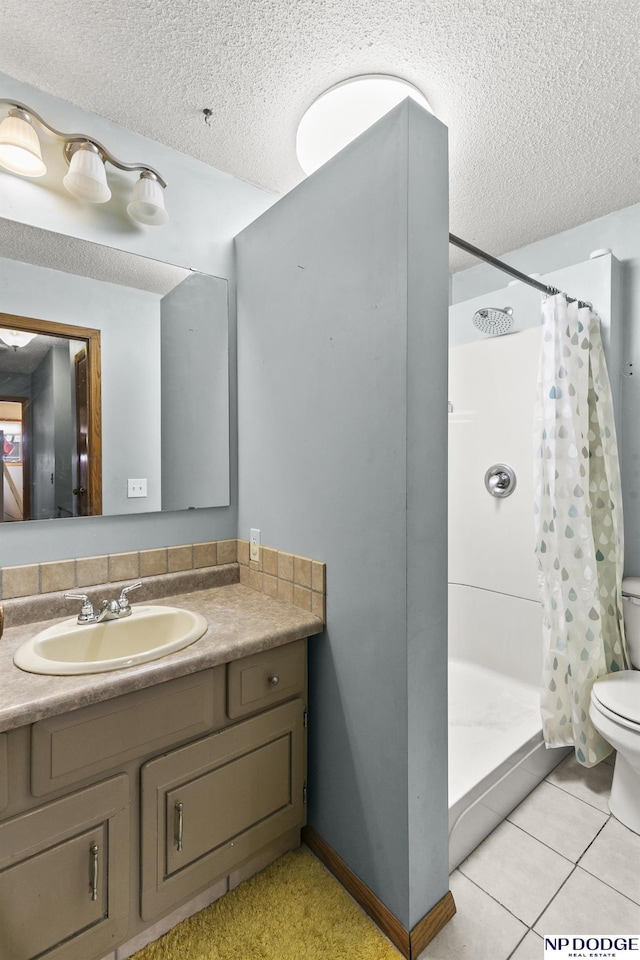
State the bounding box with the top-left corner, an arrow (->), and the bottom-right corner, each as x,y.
13,605 -> 209,675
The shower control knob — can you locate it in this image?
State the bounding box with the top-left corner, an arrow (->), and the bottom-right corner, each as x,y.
484,463 -> 516,498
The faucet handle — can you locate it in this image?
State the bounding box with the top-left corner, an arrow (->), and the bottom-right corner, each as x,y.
117,580 -> 142,612
64,592 -> 95,623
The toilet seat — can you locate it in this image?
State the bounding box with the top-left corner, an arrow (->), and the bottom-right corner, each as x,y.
591,672 -> 640,731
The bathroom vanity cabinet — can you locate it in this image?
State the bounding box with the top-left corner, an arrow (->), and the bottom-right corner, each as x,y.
0,776 -> 130,960
140,697 -> 304,919
0,638 -> 308,960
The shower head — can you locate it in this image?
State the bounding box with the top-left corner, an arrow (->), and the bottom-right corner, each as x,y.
472,306 -> 514,336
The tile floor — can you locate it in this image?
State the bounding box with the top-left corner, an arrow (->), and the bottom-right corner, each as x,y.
418,751 -> 640,960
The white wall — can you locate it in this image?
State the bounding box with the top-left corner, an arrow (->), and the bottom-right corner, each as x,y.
449,254 -> 621,602
236,101 -> 449,931
451,208 -> 640,572
448,326 -> 541,602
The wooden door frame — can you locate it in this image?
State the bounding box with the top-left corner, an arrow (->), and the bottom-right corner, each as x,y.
0,312 -> 102,516
73,346 -> 89,518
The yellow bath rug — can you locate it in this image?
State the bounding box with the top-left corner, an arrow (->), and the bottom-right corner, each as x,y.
130,846 -> 403,960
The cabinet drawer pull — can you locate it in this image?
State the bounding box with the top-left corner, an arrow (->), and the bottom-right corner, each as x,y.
90,843 -> 99,901
268,675 -> 280,687
175,802 -> 184,852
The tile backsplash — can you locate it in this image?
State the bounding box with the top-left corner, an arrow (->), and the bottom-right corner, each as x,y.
237,540 -> 326,623
0,539 -> 325,623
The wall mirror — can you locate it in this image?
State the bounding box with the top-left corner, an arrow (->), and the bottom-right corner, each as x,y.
0,219 -> 230,521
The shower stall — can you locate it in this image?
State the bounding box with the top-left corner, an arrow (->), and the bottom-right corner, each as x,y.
447,251 -> 622,871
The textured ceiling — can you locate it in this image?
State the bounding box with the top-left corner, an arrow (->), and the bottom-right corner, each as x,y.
2,1 -> 640,270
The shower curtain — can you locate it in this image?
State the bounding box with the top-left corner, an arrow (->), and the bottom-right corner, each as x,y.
534,293 -> 628,766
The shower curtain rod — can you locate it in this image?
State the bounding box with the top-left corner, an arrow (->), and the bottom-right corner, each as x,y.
449,233 -> 591,309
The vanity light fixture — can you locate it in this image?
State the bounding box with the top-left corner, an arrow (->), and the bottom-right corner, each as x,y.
0,100 -> 168,226
296,74 -> 432,175
0,329 -> 37,349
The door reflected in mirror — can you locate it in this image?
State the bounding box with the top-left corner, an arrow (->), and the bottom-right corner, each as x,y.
0,220 -> 230,521
0,314 -> 101,521
1,397 -> 29,520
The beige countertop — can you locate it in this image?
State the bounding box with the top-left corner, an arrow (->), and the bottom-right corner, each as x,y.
0,583 -> 324,734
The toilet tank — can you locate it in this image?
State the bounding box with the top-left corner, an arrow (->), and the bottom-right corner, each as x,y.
622,577 -> 640,668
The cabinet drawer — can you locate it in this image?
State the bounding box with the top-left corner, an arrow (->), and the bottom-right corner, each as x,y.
0,774 -> 129,960
227,639 -> 306,718
31,669 -> 217,796
0,734 -> 7,813
141,698 -> 305,920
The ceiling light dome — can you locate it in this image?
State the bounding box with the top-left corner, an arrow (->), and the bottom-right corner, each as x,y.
296,75 -> 432,175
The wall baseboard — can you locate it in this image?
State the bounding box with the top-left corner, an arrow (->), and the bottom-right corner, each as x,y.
302,825 -> 456,959
409,888 -> 456,957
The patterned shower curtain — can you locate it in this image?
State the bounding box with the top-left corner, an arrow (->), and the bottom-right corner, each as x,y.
534,293 -> 628,766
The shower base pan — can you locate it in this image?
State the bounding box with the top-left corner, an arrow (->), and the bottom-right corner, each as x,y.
448,659 -> 570,872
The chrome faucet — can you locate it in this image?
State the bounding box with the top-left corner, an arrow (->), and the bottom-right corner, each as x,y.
65,581 -> 142,625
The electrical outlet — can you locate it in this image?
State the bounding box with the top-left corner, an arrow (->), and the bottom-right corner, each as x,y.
250,528 -> 260,562
127,478 -> 147,498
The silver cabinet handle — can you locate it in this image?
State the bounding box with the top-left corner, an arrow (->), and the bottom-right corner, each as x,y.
175,802 -> 184,852
268,675 -> 280,687
90,843 -> 99,901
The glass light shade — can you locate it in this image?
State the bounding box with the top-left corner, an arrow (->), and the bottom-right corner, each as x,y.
63,143 -> 111,203
0,112 -> 46,177
127,173 -> 168,226
0,330 -> 37,349
296,75 -> 432,175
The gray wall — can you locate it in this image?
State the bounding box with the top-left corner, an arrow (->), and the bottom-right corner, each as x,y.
236,101 -> 449,930
0,72 -> 274,567
0,71 -> 276,276
52,344 -> 73,518
27,344 -> 74,520
451,202 -> 640,574
161,273 -> 229,511
31,350 -> 55,520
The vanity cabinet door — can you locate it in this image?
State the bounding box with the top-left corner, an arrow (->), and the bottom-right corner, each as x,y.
31,669 -> 217,796
141,698 -> 305,920
0,775 -> 129,960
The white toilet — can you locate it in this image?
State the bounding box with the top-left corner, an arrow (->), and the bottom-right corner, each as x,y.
589,577 -> 640,835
